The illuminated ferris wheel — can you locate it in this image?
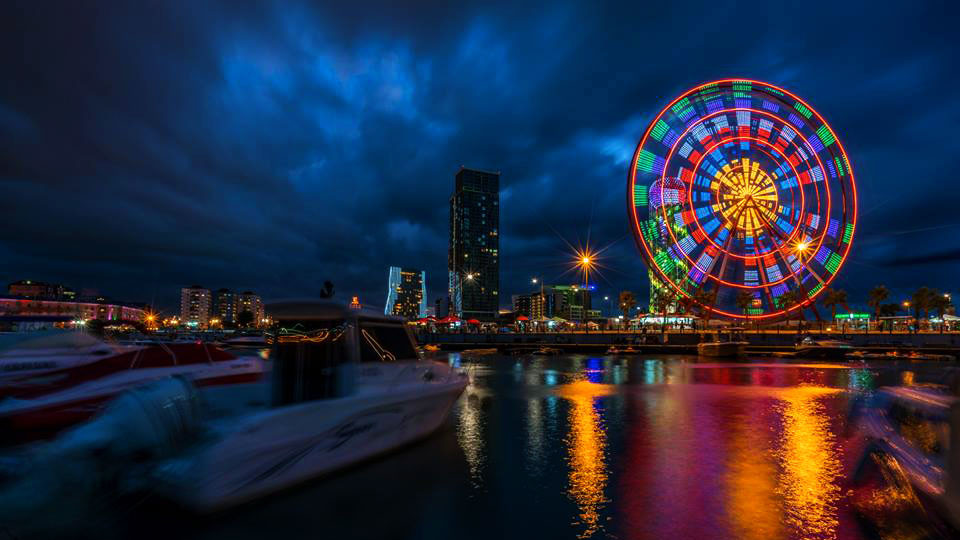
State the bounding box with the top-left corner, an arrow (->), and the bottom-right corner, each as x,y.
628,79 -> 857,320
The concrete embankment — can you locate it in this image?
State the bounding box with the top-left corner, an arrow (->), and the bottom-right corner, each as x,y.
419,332 -> 960,356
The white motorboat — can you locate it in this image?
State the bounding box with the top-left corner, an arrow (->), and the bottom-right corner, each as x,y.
697,341 -> 747,357
0,340 -> 266,445
794,337 -> 852,359
848,384 -> 960,535
0,300 -> 467,516
0,332 -> 125,379
697,331 -> 748,358
220,335 -> 270,349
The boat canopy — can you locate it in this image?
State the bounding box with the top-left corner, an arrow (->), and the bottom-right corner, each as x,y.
266,299 -> 404,324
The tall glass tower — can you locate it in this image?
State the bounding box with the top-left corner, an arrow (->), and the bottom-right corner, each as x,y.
448,167 -> 500,321
384,267 -> 427,319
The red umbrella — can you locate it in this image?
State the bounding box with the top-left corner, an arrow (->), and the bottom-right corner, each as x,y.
516,315 -> 529,321
438,315 -> 460,324
467,319 -> 481,325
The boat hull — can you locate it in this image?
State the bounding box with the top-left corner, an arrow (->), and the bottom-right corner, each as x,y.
697,342 -> 746,358
161,371 -> 467,511
0,358 -> 265,445
794,346 -> 851,359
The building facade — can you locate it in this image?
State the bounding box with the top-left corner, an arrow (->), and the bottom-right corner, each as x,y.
511,294 -> 533,318
527,285 -> 593,321
7,280 -> 76,300
448,167 -> 500,321
0,297 -> 145,322
180,286 -> 212,328
215,288 -> 237,324
384,267 -> 427,319
237,291 -> 264,326
435,297 -> 449,319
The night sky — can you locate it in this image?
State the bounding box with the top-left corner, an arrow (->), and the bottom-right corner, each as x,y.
1,1 -> 958,312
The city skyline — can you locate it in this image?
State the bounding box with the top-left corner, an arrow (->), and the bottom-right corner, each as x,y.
1,2 -> 958,313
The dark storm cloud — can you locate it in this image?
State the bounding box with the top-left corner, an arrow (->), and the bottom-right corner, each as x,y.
1,0 -> 958,310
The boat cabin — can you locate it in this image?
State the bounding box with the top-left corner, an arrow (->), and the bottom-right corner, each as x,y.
265,300 -> 421,405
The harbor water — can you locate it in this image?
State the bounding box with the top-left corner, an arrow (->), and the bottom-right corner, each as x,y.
50,354 -> 955,539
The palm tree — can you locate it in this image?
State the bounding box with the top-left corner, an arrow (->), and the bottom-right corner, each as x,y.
652,290 -> 675,337
778,290 -> 805,335
867,285 -> 889,326
694,287 -> 718,327
930,291 -> 951,333
618,290 -> 636,319
821,288 -> 848,321
677,293 -> 696,331
911,286 -> 935,331
735,290 -> 754,316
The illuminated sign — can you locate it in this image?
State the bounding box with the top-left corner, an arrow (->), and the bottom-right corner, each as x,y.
834,313 -> 869,320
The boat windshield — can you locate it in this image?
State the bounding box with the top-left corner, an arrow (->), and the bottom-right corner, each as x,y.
359,323 -> 418,362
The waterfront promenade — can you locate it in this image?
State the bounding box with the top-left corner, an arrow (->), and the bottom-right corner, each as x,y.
420,329 -> 960,355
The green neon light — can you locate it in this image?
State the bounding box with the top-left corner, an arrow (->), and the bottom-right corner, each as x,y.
834,156 -> 845,177
842,223 -> 853,244
634,185 -> 648,207
816,125 -> 836,147
825,253 -> 842,274
794,102 -> 813,119
636,149 -> 657,173
670,97 -> 691,115
808,283 -> 824,298
651,120 -> 669,142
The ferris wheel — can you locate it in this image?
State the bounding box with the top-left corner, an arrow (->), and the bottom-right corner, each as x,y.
628,79 -> 857,320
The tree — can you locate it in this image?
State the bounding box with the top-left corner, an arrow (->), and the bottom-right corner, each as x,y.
821,288 -> 848,321
735,290 -> 755,317
867,285 -> 889,324
236,310 -> 254,328
652,291 -> 675,337
693,287 -> 718,326
930,292 -> 952,333
618,290 -> 636,319
911,286 -> 935,331
778,290 -> 805,335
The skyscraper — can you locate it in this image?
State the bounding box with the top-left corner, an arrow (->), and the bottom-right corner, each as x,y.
215,288 -> 237,324
384,266 -> 427,319
180,285 -> 211,327
448,167 -> 500,321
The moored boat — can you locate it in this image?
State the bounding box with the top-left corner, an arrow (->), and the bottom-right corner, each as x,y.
848,384 -> 960,535
0,300 -> 468,516
0,332 -> 127,379
697,331 -> 747,358
697,341 -> 746,358
0,341 -> 266,444
794,337 -> 852,359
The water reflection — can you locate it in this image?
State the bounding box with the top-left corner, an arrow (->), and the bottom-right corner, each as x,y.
456,375 -> 486,490
724,405 -> 784,540
556,380 -> 615,538
445,355 -> 933,540
775,387 -> 844,539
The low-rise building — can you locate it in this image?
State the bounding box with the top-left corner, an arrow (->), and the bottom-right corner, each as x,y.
7,280 -> 75,300
0,296 -> 146,322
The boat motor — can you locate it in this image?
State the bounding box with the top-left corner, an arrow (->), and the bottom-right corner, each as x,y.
0,376 -> 203,534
